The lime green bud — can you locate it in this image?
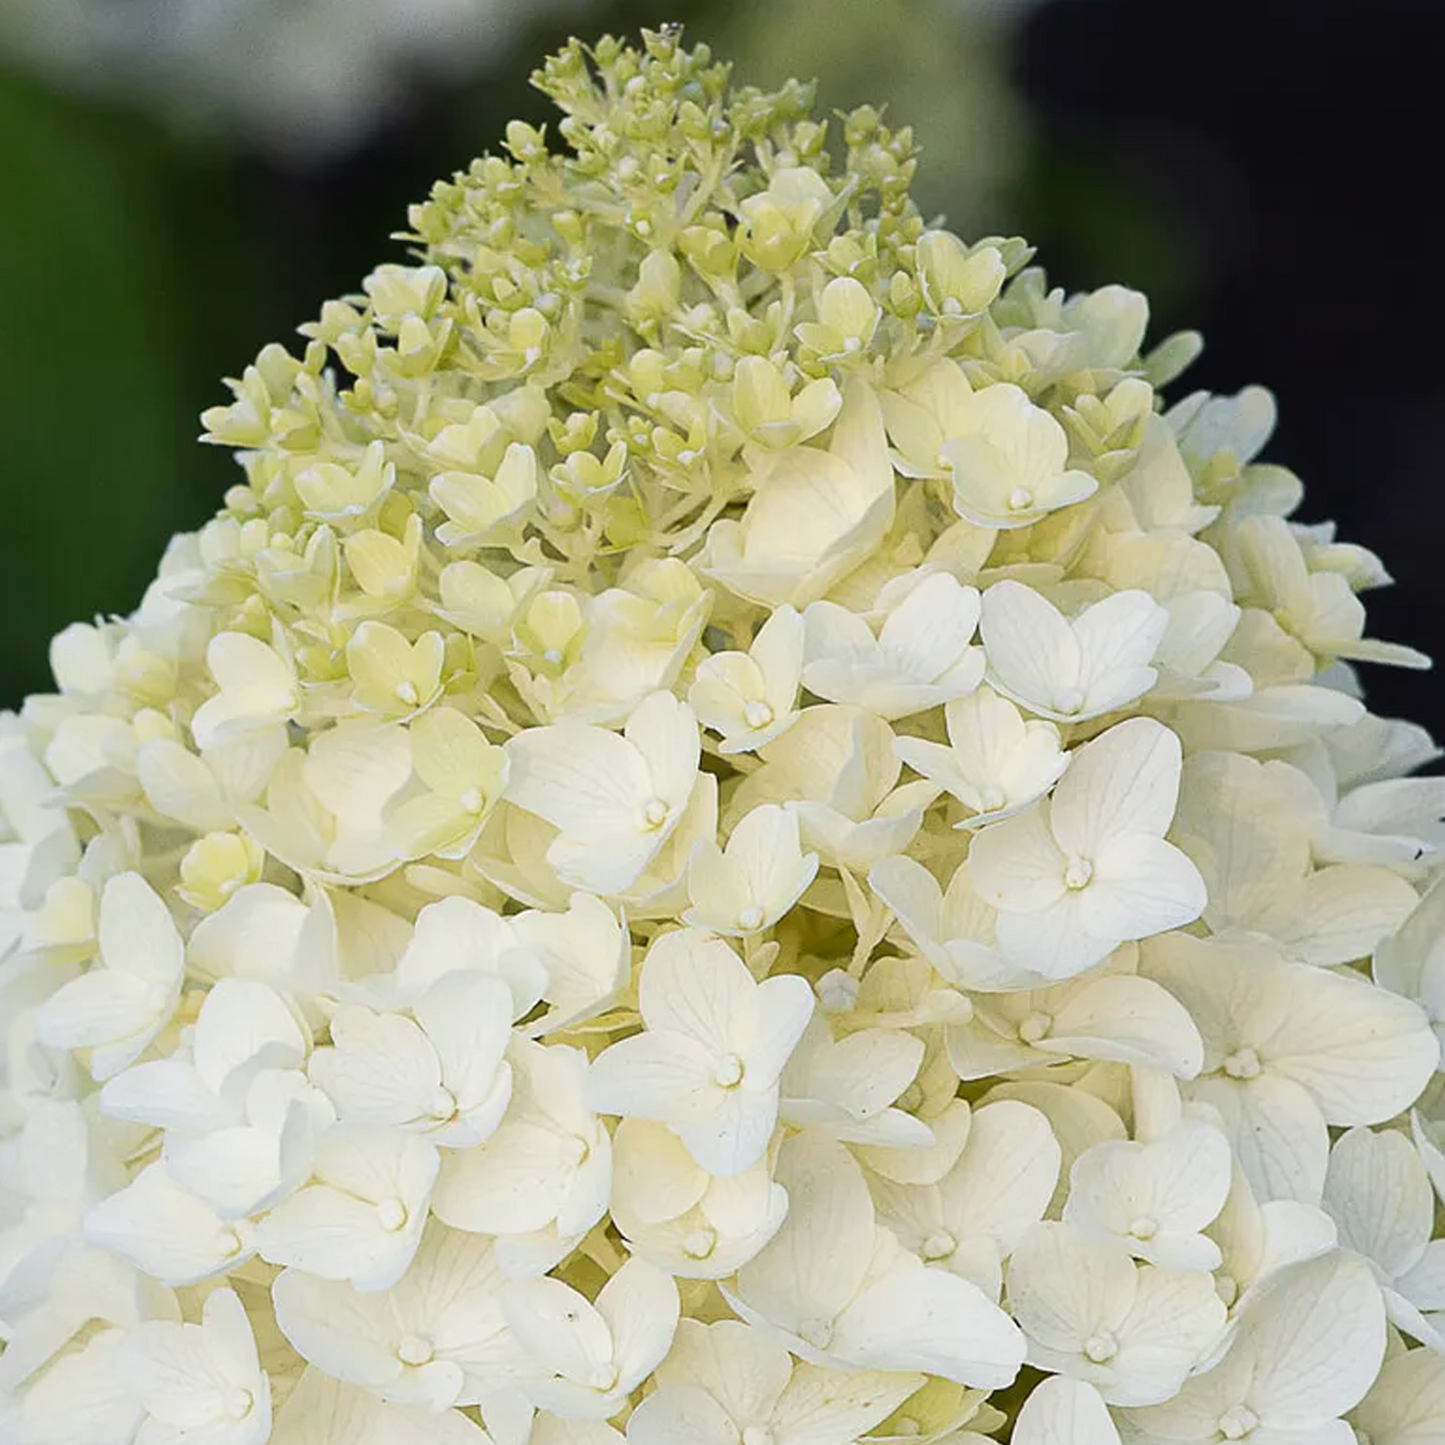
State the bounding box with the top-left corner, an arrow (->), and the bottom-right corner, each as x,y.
178,831 -> 266,913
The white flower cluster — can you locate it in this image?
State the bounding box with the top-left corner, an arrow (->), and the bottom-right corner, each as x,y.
2,30 -> 1444,1445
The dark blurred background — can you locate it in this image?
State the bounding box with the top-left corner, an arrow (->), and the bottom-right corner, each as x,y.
1,0 -> 1441,738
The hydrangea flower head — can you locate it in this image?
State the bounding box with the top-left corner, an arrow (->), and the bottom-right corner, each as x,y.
0,29 -> 1441,1445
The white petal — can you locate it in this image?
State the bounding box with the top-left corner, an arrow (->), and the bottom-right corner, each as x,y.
1267,966 -> 1438,1126
938,1099 -> 1061,1259
1043,975 -> 1205,1079
1188,1075 -> 1328,1206
830,1254 -> 1025,1387
1080,835 -> 1207,943
625,1385 -> 735,1445
1049,718 -> 1182,858
981,581 -> 1079,715
1014,1377 -> 1122,1445
193,976 -> 307,1095
1322,1126 -> 1433,1281
505,725 -> 650,838
967,805 -> 1067,913
638,930 -> 757,1054
84,1163 -> 251,1285
1007,1222 -> 1135,1354
595,1257 -> 680,1388
735,1132 -> 875,1339
676,1087 -> 781,1179
272,1269 -> 400,1388
1242,1252 -> 1386,1422
587,1032 -> 716,1125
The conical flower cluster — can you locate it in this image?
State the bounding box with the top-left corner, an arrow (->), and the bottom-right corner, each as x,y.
3,29 -> 1444,1445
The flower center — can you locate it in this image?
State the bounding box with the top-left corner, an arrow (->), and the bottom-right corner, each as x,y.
224,1388 -> 254,1420
816,969 -> 859,1013
1216,1274 -> 1238,1307
743,700 -> 774,730
639,797 -> 670,831
376,1198 -> 408,1231
743,1429 -> 775,1445
1127,1216 -> 1159,1241
1018,1011 -> 1052,1044
894,1420 -> 922,1439
921,1230 -> 957,1262
395,680 -> 420,706
460,786 -> 485,814
799,1317 -> 834,1350
978,786 -> 1006,812
712,1053 -> 745,1088
1217,1406 -> 1259,1440
562,1135 -> 590,1167
1053,686 -> 1085,715
1083,1332 -> 1118,1363
738,904 -> 765,931
429,1087 -> 457,1120
683,1227 -> 718,1260
589,1364 -> 620,1393
397,1334 -> 434,1366
1007,487 -> 1034,512
1222,1047 -> 1262,1080
1063,856 -> 1093,890
216,1227 -> 244,1257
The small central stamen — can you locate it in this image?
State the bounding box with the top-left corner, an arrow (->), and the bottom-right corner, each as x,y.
1217,1406 -> 1259,1440
397,1334 -> 433,1366
683,1227 -> 717,1259
376,1198 -> 408,1231
1018,1011 -> 1052,1044
712,1053 -> 745,1088
1222,1047 -> 1262,1080
921,1230 -> 957,1262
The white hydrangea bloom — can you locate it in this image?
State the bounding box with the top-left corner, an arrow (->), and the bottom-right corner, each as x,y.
608,1115 -> 786,1278
504,1257 -> 678,1419
1320,1125 -> 1445,1348
35,871 -> 184,1080
688,605 -> 805,754
730,1131 -> 1026,1386
588,929 -> 814,1177
967,718 -> 1207,977
3,36 -> 1442,1445
1115,1252 -> 1386,1445
979,583 -> 1169,722
1062,1119 -> 1232,1272
627,1317 -> 918,1445
801,572 -> 985,719
894,685 -> 1070,827
504,691 -> 701,896
1007,1221 -> 1226,1406
118,1287 -> 272,1445
684,803 -> 819,936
